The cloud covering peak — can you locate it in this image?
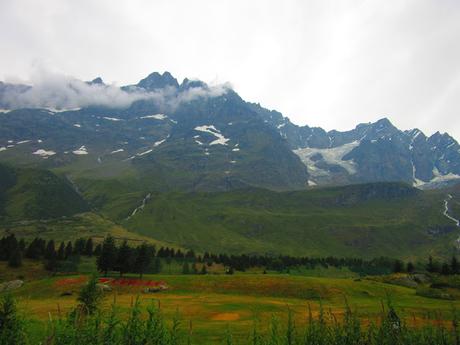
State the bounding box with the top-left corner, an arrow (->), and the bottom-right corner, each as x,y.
0,68 -> 230,111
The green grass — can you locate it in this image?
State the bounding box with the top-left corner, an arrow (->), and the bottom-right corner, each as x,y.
112,185 -> 458,259
0,212 -> 180,250
2,160 -> 459,260
6,272 -> 460,344
0,162 -> 88,222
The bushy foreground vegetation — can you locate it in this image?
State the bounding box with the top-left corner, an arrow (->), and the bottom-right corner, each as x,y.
2,276 -> 460,345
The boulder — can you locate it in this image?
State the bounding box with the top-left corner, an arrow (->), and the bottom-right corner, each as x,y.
96,283 -> 112,292
0,280 -> 24,292
143,284 -> 169,293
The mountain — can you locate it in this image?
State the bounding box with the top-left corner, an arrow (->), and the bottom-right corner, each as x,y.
251,103 -> 460,187
1,71 -> 460,192
0,163 -> 88,221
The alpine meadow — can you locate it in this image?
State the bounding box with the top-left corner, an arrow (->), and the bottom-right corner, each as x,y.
2,1 -> 460,344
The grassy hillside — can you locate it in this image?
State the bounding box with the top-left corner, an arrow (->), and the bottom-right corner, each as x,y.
2,161 -> 459,260
77,180 -> 457,259
0,163 -> 89,222
0,212 -> 180,250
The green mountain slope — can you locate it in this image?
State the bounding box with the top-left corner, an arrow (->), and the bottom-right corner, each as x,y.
0,163 -> 89,221
80,179 -> 458,259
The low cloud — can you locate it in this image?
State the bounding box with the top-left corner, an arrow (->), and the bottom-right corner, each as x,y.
0,69 -> 230,111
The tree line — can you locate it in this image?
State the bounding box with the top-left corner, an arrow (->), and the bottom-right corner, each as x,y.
3,234 -> 460,277
0,234 -> 99,272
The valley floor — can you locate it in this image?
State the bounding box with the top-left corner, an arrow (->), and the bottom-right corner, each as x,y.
7,273 -> 460,344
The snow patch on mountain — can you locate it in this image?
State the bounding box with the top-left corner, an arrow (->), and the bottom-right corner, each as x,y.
0,147 -> 6,152
137,149 -> 153,156
46,107 -> 82,113
194,125 -> 229,146
74,124 -> 81,128
102,117 -> 123,121
293,141 -> 360,175
73,146 -> 88,155
430,167 -> 460,183
411,161 -> 424,187
153,139 -> 166,147
33,149 -> 56,157
110,149 -> 124,154
140,114 -> 167,120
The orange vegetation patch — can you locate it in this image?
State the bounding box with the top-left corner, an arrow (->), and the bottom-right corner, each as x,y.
211,313 -> 240,321
54,276 -> 87,287
98,278 -> 167,287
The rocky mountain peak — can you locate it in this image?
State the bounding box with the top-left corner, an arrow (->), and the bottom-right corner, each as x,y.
137,71 -> 179,90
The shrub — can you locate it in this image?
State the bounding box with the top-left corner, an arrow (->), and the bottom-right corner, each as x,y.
0,294 -> 26,345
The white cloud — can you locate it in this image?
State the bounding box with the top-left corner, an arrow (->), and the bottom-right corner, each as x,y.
0,67 -> 229,110
0,0 -> 459,139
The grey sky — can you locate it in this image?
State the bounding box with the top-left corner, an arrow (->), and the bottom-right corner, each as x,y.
1,0 -> 460,139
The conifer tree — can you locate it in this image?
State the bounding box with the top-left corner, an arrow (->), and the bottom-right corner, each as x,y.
134,243 -> 151,279
84,238 -> 94,257
451,255 -> 459,274
200,264 -> 207,275
94,243 -> 102,256
44,240 -> 56,260
57,242 -> 65,260
182,261 -> 190,274
116,240 -> 133,277
152,257 -> 162,274
406,262 -> 415,273
73,238 -> 85,255
97,236 -> 117,276
8,247 -> 22,268
64,241 -> 73,259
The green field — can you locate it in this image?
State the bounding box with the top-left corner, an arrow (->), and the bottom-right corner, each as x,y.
3,270 -> 460,344
118,185 -> 458,259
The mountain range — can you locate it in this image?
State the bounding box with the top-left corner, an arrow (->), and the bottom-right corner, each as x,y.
1,71 -> 460,259
1,71 -> 459,192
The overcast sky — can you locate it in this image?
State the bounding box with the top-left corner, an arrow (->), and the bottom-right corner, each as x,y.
1,0 -> 460,138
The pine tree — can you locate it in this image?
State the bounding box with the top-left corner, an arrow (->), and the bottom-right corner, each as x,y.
2,235 -> 18,261
84,238 -> 94,257
427,256 -> 438,273
25,238 -> 40,259
44,240 -> 56,260
185,249 -> 196,260
393,260 -> 404,273
134,243 -> 151,279
182,261 -> 190,274
451,255 -> 459,274
200,264 -> 207,275
152,257 -> 162,274
18,239 -> 25,252
116,240 -> 133,277
441,263 -> 451,275
94,243 -> 102,256
57,242 -> 65,260
73,238 -> 85,255
77,275 -> 103,315
8,247 -> 22,268
96,236 -> 117,276
64,241 -> 73,259
406,262 -> 415,273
